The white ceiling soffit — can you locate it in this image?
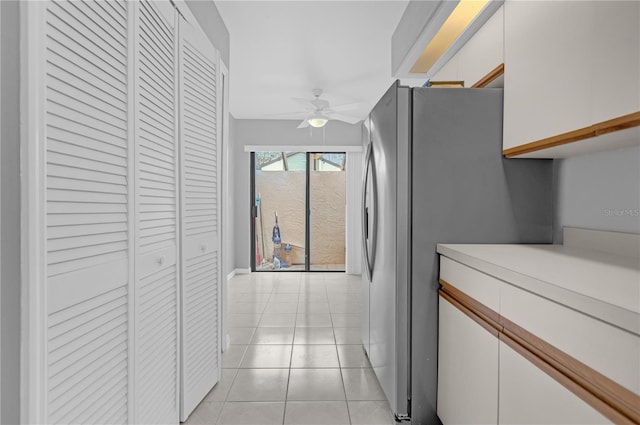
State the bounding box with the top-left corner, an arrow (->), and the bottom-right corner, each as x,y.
392,0 -> 503,79
215,0 -> 409,121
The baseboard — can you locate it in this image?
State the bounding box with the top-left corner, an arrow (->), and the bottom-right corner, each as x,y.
227,268 -> 251,281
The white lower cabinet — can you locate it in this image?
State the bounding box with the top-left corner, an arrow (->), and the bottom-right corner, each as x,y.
437,296 -> 498,424
437,254 -> 627,425
499,341 -> 609,425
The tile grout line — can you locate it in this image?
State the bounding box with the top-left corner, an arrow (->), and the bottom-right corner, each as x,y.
327,281 -> 355,425
282,274 -> 301,424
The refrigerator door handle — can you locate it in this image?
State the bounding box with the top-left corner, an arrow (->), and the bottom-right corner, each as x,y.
362,141 -> 377,281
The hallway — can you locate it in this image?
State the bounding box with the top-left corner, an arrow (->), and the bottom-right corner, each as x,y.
185,272 -> 393,424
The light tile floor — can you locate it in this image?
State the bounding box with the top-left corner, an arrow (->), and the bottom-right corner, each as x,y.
184,272 -> 394,425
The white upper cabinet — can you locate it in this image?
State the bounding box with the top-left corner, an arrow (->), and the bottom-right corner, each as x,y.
590,2 -> 640,123
503,1 -> 640,157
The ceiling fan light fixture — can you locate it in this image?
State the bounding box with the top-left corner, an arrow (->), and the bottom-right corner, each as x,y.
308,115 -> 328,128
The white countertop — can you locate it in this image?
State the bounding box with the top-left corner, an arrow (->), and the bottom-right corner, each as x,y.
436,243 -> 640,335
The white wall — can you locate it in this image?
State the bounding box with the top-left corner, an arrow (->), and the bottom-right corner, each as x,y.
553,145 -> 640,242
232,119 -> 362,270
185,0 -> 230,66
1,2 -> 20,423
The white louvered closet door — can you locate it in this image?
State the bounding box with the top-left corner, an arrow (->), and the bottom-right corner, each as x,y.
179,15 -> 222,420
44,1 -> 132,423
133,1 -> 179,424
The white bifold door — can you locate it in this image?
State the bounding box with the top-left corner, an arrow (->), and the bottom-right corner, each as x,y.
178,15 -> 222,421
133,2 -> 180,424
43,1 -> 134,423
26,0 -> 221,423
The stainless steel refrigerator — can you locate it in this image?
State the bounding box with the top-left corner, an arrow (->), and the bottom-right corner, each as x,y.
361,81 -> 553,424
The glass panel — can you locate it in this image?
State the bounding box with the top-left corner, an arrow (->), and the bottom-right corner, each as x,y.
309,153 -> 346,271
254,152 -> 307,271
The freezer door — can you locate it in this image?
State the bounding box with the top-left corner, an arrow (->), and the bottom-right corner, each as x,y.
361,120 -> 373,356
367,81 -> 410,418
361,141 -> 378,282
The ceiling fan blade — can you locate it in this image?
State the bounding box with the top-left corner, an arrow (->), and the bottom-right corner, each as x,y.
329,102 -> 367,112
263,111 -> 309,117
297,119 -> 310,129
311,98 -> 330,109
325,112 -> 362,124
292,98 -> 314,109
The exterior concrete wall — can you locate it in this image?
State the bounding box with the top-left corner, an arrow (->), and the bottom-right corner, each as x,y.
256,171 -> 306,264
310,171 -> 346,266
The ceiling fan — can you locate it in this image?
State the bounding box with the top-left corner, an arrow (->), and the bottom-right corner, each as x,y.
289,89 -> 365,129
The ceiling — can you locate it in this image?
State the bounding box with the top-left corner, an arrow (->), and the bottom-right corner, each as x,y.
215,0 -> 410,122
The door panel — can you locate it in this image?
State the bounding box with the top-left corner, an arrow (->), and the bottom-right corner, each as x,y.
309,153 -> 346,272
44,1 -> 131,422
179,14 -> 221,420
134,1 -> 179,423
252,152 -> 307,271
367,83 -> 401,414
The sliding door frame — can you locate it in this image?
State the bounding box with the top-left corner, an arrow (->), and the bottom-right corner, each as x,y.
250,151 -> 348,272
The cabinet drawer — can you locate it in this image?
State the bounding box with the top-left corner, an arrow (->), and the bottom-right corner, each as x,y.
438,296 -> 499,425
440,256 -> 500,312
499,340 -> 610,424
500,283 -> 640,396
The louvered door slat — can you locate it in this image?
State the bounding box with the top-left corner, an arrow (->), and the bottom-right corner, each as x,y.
44,1 -> 130,423
134,2 -> 179,424
183,251 -> 218,394
46,52 -> 127,105
47,127 -> 128,158
49,3 -> 127,67
180,15 -> 220,420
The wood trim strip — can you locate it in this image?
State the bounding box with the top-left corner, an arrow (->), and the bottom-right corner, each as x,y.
503,111 -> 640,158
439,289 -> 500,338
595,111 -> 640,137
471,63 -> 504,88
439,280 -> 640,423
500,332 -> 635,425
500,317 -> 640,424
439,279 -> 501,332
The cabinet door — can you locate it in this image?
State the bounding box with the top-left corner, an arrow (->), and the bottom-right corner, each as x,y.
499,341 -> 610,425
43,1 -> 132,423
590,1 -> 640,123
503,1 -> 594,150
179,13 -> 221,421
133,1 -> 179,423
503,1 -> 640,154
437,296 -> 499,424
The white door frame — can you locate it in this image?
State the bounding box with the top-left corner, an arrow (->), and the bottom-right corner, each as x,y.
219,60 -> 230,351
20,2 -> 48,422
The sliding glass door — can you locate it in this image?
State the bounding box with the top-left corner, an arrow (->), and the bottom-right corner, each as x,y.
309,153 -> 346,271
251,152 -> 346,272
